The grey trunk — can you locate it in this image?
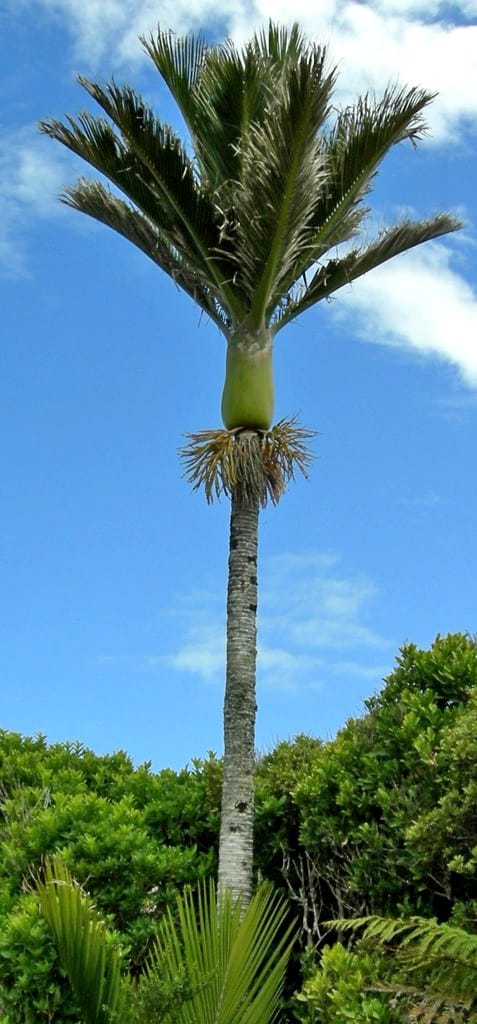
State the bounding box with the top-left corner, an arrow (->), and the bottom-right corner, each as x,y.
217,482 -> 260,906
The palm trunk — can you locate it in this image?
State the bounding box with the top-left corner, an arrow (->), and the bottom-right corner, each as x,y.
217,480 -> 260,907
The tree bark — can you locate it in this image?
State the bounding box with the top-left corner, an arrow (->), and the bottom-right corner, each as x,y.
217,478 -> 260,907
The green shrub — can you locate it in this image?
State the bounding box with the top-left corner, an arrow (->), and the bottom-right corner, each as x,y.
294,943 -> 404,1024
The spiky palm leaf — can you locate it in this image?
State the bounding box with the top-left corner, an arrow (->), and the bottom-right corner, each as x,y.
34,857 -> 295,1024
276,213 -> 457,328
34,856 -> 131,1024
143,879 -> 296,1024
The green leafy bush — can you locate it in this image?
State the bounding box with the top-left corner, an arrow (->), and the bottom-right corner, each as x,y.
0,736 -> 221,1022
294,942 -> 403,1024
0,893 -> 81,1024
1,633 -> 477,1020
286,635 -> 477,935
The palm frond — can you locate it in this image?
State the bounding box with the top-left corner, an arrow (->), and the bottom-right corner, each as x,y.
140,28 -> 209,136
142,23 -> 337,321
193,45 -> 273,190
276,212 -> 462,329
269,83 -> 445,311
76,78 -> 211,247
41,97 -> 198,239
144,23 -> 317,196
232,52 -> 335,324
34,856 -> 131,1024
40,82 -> 243,326
308,84 -> 438,257
145,879 -> 296,1024
61,178 -> 228,328
180,417 -> 315,505
143,29 -> 273,198
252,21 -> 307,64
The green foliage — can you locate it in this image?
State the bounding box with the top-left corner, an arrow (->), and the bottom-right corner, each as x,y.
293,943 -> 402,1024
406,686 -> 477,927
0,734 -> 220,1022
33,857 -> 295,1024
367,634 -> 477,713
255,736 -> 322,877
132,961 -> 193,1024
144,880 -> 296,1024
36,858 -> 131,1024
1,633 -> 477,1018
290,634 -> 477,932
0,891 -> 82,1024
336,914 -> 477,1022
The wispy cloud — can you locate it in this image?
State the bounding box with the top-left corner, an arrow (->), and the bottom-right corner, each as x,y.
0,128 -> 68,276
164,621 -> 225,684
148,550 -> 391,692
398,491 -> 444,510
334,241 -> 477,389
435,390 -> 477,423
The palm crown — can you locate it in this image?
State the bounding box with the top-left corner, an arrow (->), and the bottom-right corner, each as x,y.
41,22 -> 460,430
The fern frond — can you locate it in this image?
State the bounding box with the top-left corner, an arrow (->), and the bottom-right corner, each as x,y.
332,914 -> 477,1012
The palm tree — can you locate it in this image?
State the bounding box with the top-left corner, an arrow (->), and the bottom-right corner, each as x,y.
34,856 -> 295,1024
40,21 -> 461,905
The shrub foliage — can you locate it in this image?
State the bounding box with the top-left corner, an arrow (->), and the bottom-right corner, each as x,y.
1,633 -> 476,1022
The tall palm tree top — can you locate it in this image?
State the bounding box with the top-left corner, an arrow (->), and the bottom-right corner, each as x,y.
40,21 -> 461,343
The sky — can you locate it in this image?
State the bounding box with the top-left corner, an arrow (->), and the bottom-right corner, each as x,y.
1,0 -> 476,772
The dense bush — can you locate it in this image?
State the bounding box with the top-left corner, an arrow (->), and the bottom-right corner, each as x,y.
256,634 -> 477,944
293,942 -> 404,1024
0,738 -> 221,1021
1,633 -> 476,1021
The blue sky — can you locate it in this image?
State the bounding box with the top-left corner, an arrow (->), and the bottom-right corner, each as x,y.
1,0 -> 476,771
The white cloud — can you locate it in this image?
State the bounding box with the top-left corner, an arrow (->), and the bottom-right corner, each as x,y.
335,241 -> 477,389
166,622 -> 225,683
0,129 -> 68,276
261,552 -> 387,657
11,0 -> 229,65
155,550 -> 389,691
8,1 -> 477,138
115,0 -> 237,65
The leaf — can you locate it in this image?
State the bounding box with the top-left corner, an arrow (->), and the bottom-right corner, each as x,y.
330,913 -> 477,1013
145,879 -> 296,1024
40,22 -> 461,343
34,857 -> 295,1024
276,213 -> 461,329
34,856 -> 131,1024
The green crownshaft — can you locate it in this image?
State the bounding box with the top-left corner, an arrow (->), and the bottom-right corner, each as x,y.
221,334 -> 274,431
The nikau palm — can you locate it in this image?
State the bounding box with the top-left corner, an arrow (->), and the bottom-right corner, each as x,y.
41,22 -> 460,904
